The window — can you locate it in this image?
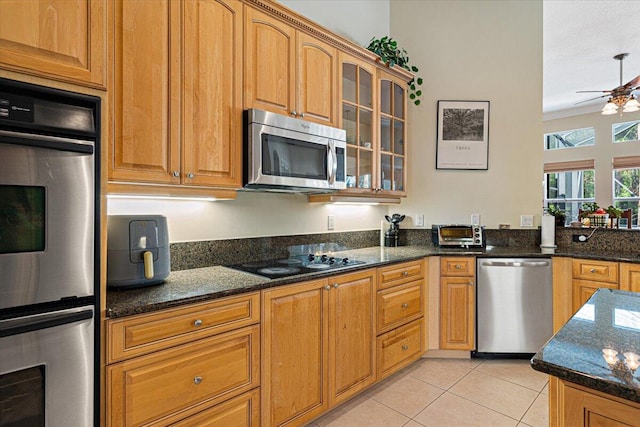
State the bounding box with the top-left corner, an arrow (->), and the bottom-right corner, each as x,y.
612,156 -> 640,228
613,120 -> 640,143
544,127 -> 595,150
544,160 -> 595,225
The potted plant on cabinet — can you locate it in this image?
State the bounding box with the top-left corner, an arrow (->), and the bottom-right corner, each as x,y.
366,36 -> 423,105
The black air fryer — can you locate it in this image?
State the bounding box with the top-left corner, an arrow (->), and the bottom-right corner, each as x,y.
107,215 -> 170,288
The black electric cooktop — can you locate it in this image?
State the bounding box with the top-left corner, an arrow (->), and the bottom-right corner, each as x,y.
228,254 -> 366,279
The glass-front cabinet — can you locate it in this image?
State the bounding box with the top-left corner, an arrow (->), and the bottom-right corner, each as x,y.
308,53 -> 411,202
379,71 -> 406,195
341,55 -> 376,192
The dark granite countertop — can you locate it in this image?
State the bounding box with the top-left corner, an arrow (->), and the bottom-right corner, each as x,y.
532,289 -> 640,404
106,244 -> 640,319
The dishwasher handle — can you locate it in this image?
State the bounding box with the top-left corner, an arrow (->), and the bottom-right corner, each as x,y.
480,260 -> 550,268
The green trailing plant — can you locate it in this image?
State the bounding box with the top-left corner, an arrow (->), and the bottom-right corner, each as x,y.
366,36 -> 423,106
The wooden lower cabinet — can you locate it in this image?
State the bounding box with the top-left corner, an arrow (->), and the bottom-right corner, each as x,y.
439,277 -> 475,350
377,319 -> 422,378
551,377 -> 640,426
171,388 -> 260,427
106,325 -> 260,426
439,257 -> 475,350
261,270 -> 376,427
620,262 -> 640,292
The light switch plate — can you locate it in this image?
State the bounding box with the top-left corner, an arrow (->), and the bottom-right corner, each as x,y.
416,214 -> 424,227
327,215 -> 335,230
520,215 -> 534,227
471,213 -> 480,225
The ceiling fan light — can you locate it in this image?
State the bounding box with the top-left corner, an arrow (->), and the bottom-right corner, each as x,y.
602,101 -> 618,115
622,98 -> 640,112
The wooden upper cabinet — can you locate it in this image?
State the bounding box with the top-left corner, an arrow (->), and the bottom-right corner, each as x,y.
182,0 -> 242,187
108,0 -> 242,192
0,0 -> 106,89
244,7 -> 296,117
297,32 -> 337,125
377,70 -> 407,195
109,0 -> 179,184
244,7 -> 337,126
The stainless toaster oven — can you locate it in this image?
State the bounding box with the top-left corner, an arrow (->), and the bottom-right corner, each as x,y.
432,224 -> 485,248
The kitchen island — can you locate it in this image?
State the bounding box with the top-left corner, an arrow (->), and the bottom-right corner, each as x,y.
532,289 -> 640,426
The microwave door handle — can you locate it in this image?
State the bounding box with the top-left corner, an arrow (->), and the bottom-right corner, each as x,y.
328,141 -> 337,185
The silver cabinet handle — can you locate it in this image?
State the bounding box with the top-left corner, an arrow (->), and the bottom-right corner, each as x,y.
291,110 -> 297,116
299,112 -> 305,118
194,376 -> 202,385
402,345 -> 409,351
333,283 -> 339,288
467,281 -> 474,286
324,285 -> 331,290
172,171 -> 180,177
590,268 -> 596,273
402,271 -> 409,277
187,172 -> 194,179
455,264 -> 462,269
401,303 -> 409,309
193,319 -> 203,327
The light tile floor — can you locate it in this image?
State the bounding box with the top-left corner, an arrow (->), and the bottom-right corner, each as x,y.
307,358 -> 549,427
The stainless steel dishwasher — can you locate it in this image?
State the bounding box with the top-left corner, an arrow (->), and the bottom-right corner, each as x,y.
475,258 -> 553,357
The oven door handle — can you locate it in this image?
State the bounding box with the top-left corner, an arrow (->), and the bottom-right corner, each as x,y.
0,307 -> 93,338
0,129 -> 94,154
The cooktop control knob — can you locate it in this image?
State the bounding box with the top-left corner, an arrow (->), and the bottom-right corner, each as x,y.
342,257 -> 349,265
308,254 -> 315,262
329,257 -> 336,264
321,254 -> 329,263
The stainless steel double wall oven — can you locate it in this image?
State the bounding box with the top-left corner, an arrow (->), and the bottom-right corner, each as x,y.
0,78 -> 100,426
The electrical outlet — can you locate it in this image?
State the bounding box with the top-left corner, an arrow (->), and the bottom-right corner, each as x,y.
520,215 -> 534,227
471,213 -> 480,225
327,215 -> 335,230
416,214 -> 424,227
573,234 -> 588,242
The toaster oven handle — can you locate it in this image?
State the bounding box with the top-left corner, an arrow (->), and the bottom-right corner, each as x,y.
327,140 -> 337,185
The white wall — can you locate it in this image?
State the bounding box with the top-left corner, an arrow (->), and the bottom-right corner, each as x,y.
543,110 -> 640,205
390,0 -> 544,229
278,0 -> 389,46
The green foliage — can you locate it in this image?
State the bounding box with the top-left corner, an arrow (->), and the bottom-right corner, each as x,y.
547,204 -> 566,219
605,205 -> 623,218
366,36 -> 423,106
579,202 -> 599,218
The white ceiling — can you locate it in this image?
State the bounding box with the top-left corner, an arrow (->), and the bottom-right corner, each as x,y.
543,0 -> 640,119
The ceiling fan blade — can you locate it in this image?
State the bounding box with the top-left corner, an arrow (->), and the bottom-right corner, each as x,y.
575,94 -> 608,105
623,74 -> 640,89
576,90 -> 612,94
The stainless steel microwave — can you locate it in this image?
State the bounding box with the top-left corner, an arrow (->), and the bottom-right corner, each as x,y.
244,109 -> 347,193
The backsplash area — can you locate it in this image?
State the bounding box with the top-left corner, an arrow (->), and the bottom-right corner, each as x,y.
170,227 -> 640,271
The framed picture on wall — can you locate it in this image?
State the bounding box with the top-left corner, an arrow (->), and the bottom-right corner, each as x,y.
436,100 -> 490,170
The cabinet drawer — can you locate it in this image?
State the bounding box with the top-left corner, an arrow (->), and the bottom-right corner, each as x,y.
107,292 -> 260,363
171,388 -> 260,427
377,281 -> 423,334
440,257 -> 475,276
107,325 -> 260,427
572,259 -> 618,284
377,260 -> 424,290
377,319 -> 423,379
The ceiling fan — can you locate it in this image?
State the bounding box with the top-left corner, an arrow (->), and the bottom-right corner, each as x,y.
576,53 -> 640,115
